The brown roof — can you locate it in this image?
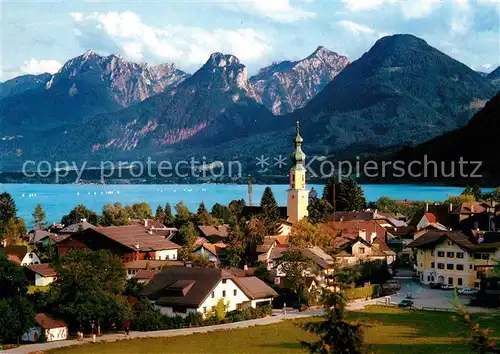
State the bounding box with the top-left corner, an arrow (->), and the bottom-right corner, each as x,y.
142,268 -> 233,307
123,259 -> 184,269
301,247 -> 335,269
257,238 -> 276,253
233,277 -> 278,299
35,313 -> 67,329
49,234 -> 71,243
197,225 -> 229,238
91,225 -> 181,251
226,267 -> 256,277
1,245 -> 29,264
134,270 -> 160,280
325,211 -> 374,222
451,202 -> 490,215
197,242 -> 227,257
26,264 -> 57,277
407,230 -> 476,250
131,219 -> 168,229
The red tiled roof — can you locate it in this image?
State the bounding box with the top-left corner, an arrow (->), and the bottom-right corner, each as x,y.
35,313 -> 67,329
26,264 -> 57,277
1,245 -> 29,264
424,213 -> 437,223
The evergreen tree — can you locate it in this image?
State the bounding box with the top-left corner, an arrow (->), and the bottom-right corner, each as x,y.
260,186 -> 280,234
0,192 -> 17,224
155,205 -> 165,223
471,185 -> 483,201
301,286 -> 363,353
323,178 -> 366,212
164,203 -> 175,226
308,187 -> 318,205
307,199 -> 334,224
211,203 -> 233,224
196,202 -> 214,225
32,204 -> 47,230
229,199 -> 246,221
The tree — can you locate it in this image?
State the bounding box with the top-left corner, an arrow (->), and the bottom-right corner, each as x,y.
301,290 -> 363,354
196,202 -> 215,225
289,219 -> 329,249
0,192 -> 17,224
2,218 -> 27,245
155,205 -> 165,223
278,250 -> 317,306
0,253 -> 35,344
229,199 -> 245,221
126,202 -> 153,220
374,197 -> 399,214
164,203 -> 175,226
309,187 -> 318,205
307,199 -> 334,224
260,186 -> 280,234
244,217 -> 266,265
61,205 -> 98,226
471,185 -> 483,201
178,222 -> 199,258
49,250 -> 132,330
446,193 -> 476,205
175,201 -> 192,228
32,204 -> 47,230
100,203 -> 130,226
188,254 -> 216,268
211,203 -> 233,224
222,217 -> 245,268
323,178 -> 366,212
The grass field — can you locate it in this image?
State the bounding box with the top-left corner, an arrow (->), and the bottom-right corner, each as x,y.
48,306 -> 500,354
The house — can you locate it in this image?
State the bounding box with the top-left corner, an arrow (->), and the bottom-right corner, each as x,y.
197,225 -> 229,243
22,313 -> 68,342
133,270 -> 160,284
25,264 -> 58,286
410,204 -> 455,231
408,230 -> 500,288
131,219 -> 178,239
56,225 -> 181,262
58,219 -> 96,234
451,202 -> 498,231
256,235 -> 289,270
193,242 -> 227,265
123,259 -> 184,279
27,229 -> 54,245
141,267 -> 277,317
1,246 -> 41,266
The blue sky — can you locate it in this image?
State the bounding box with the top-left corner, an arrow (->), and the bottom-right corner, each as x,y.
1,0 -> 499,80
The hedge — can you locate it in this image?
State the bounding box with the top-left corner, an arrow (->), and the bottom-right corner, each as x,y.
345,284 -> 381,301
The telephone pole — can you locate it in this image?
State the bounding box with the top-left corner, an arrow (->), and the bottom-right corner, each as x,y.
248,175 -> 253,207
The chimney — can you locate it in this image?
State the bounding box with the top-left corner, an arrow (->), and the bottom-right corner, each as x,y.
370,232 -> 377,244
1,239 -> 6,248
144,219 -> 148,228
243,264 -> 248,271
471,205 -> 474,213
449,203 -> 453,212
81,218 -> 87,223
359,230 -> 367,241
425,203 -> 429,213
340,217 -> 344,222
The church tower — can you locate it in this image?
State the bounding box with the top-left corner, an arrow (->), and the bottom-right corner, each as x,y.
287,121 -> 309,223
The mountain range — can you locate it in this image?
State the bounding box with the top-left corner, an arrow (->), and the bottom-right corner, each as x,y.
1,34 -> 498,182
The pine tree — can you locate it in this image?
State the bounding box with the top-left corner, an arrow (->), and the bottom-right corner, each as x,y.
323,178 -> 366,212
196,202 -> 213,225
0,192 -> 17,224
308,187 -> 318,205
164,203 -> 175,226
260,186 -> 280,234
32,204 -> 47,229
155,205 -> 165,223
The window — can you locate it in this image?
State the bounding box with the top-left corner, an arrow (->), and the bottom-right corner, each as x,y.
29,254 -> 33,259
427,276 -> 430,282
420,263 -> 423,267
203,307 -> 206,313
447,252 -> 454,258
431,250 -> 435,256
482,254 -> 490,260
458,278 -> 463,286
447,264 -> 454,270
438,263 -> 445,269
438,251 -> 445,257
172,306 -> 187,314
233,289 -> 237,296
470,264 -> 473,269
222,279 -> 227,284
222,290 -> 226,297
431,276 -> 435,282
456,252 -> 464,259
421,274 -> 424,281
211,292 -> 215,298
157,256 -> 162,260
448,277 -> 453,285
431,262 -> 435,268
358,247 -> 365,254
456,264 -> 464,271
474,253 -> 481,259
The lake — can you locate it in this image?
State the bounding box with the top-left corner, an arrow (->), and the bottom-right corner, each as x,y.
0,183 -> 483,226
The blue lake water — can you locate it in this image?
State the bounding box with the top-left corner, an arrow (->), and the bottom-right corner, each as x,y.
0,183 -> 485,226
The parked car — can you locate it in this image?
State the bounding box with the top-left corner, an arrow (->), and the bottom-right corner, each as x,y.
382,280 -> 402,291
441,284 -> 455,290
458,288 -> 478,295
398,299 -> 414,308
429,282 -> 442,289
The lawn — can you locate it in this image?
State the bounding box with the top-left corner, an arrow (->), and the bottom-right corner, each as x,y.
48,306 -> 500,354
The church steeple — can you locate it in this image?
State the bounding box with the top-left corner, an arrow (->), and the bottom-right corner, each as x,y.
290,121 -> 306,169
287,120 -> 309,223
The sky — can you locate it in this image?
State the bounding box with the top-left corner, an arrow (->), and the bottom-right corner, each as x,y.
1,0 -> 499,81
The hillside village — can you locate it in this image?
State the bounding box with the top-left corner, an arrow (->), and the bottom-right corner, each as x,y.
1,123 -> 500,350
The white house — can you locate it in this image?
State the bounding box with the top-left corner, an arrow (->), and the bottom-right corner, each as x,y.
142,267 -> 277,318
2,245 -> 41,266
25,264 -> 58,286
22,313 -> 68,342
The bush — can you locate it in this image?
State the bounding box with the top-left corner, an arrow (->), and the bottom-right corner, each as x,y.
345,285 -> 381,301
226,304 -> 272,322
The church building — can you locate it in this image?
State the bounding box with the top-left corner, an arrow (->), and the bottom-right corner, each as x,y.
287,121 -> 309,223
